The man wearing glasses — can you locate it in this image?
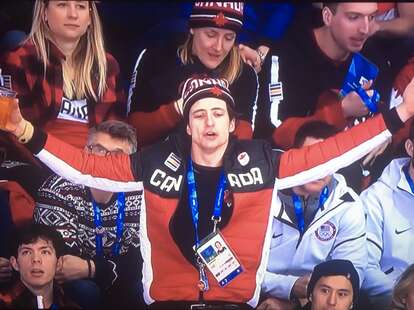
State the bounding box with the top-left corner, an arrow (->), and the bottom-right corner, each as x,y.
33,120 -> 143,310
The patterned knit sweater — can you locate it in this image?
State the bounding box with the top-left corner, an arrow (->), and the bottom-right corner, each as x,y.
34,174 -> 142,293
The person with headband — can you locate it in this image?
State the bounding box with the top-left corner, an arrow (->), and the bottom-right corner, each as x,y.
127,1 -> 259,147
0,0 -> 125,161
2,75 -> 414,309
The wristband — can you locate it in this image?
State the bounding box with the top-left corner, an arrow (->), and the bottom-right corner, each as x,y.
17,120 -> 34,144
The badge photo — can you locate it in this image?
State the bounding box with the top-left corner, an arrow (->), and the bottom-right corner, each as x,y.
196,230 -> 243,287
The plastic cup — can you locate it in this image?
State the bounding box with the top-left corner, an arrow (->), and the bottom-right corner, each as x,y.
0,87 -> 17,129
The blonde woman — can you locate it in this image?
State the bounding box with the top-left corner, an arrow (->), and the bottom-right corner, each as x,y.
392,265 -> 414,310
127,1 -> 259,147
0,0 -> 125,154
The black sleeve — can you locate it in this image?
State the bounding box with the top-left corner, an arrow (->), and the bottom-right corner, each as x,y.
230,63 -> 259,123
127,47 -> 157,113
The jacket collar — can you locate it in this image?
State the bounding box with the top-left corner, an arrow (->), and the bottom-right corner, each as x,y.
278,176 -> 337,225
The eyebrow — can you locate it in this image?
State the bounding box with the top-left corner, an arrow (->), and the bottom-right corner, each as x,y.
19,245 -> 53,251
319,284 -> 351,292
345,9 -> 378,16
193,107 -> 225,113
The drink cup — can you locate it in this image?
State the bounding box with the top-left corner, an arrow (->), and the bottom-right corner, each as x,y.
0,87 -> 17,129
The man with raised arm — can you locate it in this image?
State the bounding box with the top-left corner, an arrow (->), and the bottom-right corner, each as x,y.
1,75 -> 414,309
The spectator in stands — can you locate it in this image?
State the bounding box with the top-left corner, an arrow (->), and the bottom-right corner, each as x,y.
260,2 -> 397,192
360,121 -> 414,309
392,264 -> 414,310
251,3 -> 393,146
5,224 -> 79,309
0,0 -> 125,163
258,121 -> 366,310
127,1 -> 259,147
34,120 -> 143,309
2,74 -> 414,309
302,259 -> 359,310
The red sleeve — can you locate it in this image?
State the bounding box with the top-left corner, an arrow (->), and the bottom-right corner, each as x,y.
277,113 -> 391,189
35,134 -> 142,193
128,102 -> 181,147
234,119 -> 253,140
272,90 -> 347,150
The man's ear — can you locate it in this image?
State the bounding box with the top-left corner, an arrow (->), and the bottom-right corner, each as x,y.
405,139 -> 414,157
56,256 -> 63,271
322,6 -> 334,27
229,119 -> 236,133
10,256 -> 19,272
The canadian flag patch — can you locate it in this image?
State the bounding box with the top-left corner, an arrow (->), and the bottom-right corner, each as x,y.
237,152 -> 249,166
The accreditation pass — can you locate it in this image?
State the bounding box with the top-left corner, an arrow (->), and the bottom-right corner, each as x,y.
196,230 -> 243,287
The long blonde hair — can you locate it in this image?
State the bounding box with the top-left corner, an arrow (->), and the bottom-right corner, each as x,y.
28,0 -> 107,101
392,264 -> 414,310
177,33 -> 243,84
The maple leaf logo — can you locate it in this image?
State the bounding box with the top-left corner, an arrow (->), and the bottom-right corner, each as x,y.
210,86 -> 223,96
213,12 -> 228,27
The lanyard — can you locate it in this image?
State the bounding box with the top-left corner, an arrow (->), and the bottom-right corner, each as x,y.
92,192 -> 126,257
187,158 -> 226,295
187,159 -> 227,248
403,164 -> 414,194
292,186 -> 329,234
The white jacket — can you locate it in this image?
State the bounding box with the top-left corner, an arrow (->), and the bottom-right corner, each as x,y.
262,174 -> 367,300
361,157 -> 414,296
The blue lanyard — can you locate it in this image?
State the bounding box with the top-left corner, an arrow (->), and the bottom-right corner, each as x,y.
92,192 -> 126,257
403,164 -> 414,194
292,186 -> 329,234
187,159 -> 227,248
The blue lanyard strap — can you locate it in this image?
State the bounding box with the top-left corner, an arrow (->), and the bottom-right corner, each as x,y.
187,159 -> 226,248
292,186 -> 329,234
403,164 -> 414,194
92,192 -> 126,257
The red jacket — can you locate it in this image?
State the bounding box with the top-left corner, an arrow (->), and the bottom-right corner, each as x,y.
24,107 -> 402,307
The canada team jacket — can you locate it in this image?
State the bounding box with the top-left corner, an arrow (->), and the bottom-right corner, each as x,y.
24,109 -> 402,307
361,158 -> 414,296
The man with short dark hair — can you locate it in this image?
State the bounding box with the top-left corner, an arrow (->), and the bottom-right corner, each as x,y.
254,2 -> 389,142
259,121 -> 366,310
34,120 -> 143,310
2,74 -> 414,309
304,259 -> 359,310
6,223 -> 78,309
